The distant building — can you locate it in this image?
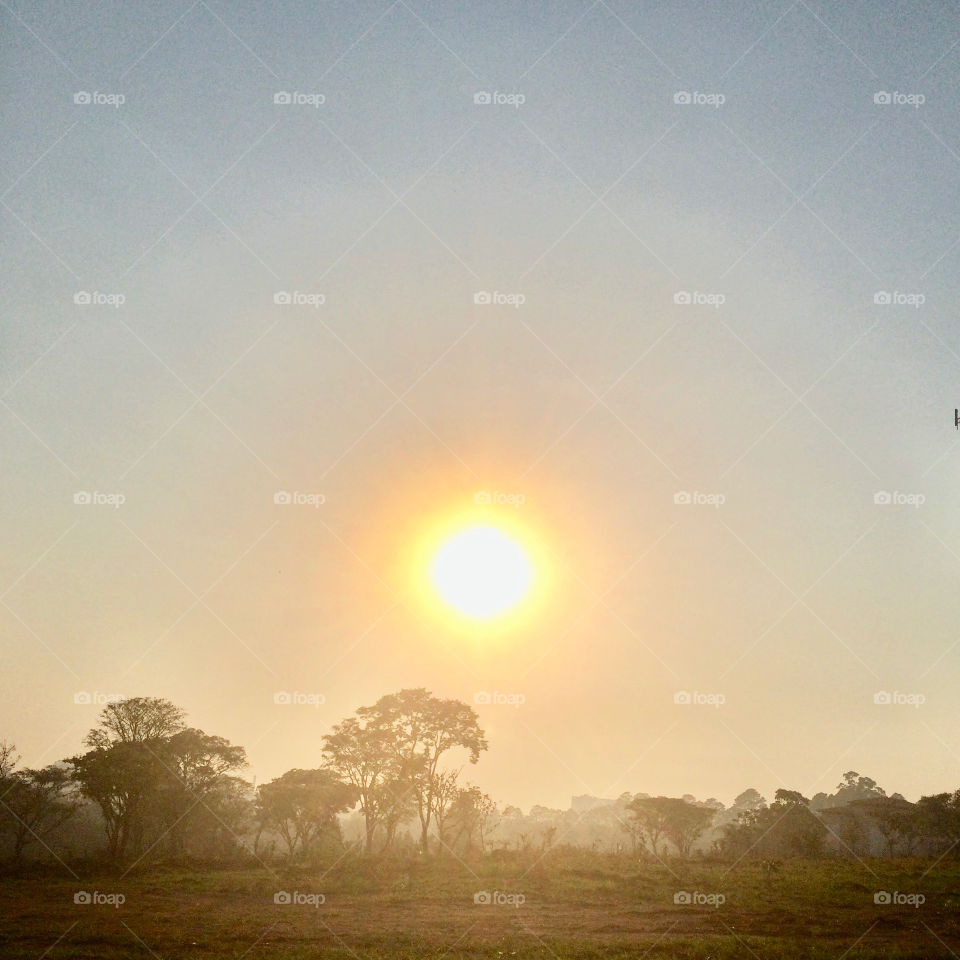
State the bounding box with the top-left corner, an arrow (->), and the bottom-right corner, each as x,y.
570,795 -> 616,813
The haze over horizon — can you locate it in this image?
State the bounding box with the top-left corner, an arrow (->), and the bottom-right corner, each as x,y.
2,0 -> 959,813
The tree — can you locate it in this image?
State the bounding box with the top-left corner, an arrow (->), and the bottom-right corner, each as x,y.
452,786 -> 497,855
0,741 -> 18,781
69,698 -> 186,860
768,790 -> 826,858
730,789 -> 766,815
852,796 -> 921,856
153,729 -> 247,857
626,797 -> 672,857
84,697 -> 185,750
187,775 -> 254,860
429,768 -> 463,856
617,793 -> 644,854
328,689 -> 487,855
69,740 -> 161,859
662,799 -> 715,857
721,789 -> 827,859
256,769 -> 356,862
321,716 -> 397,853
627,796 -> 713,858
812,771 -> 887,811
69,698 -> 244,862
0,764 -> 78,865
916,790 -> 960,856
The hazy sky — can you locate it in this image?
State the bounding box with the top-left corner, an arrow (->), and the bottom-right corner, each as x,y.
2,0 -> 959,810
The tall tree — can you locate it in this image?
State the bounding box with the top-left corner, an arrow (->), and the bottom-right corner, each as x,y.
321,716 -> 397,853
357,689 -> 487,854
154,729 -> 247,856
85,697 -> 185,749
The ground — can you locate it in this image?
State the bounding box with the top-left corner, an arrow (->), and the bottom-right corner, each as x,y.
2,855 -> 957,958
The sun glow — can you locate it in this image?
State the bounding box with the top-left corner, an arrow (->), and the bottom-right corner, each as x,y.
429,525 -> 534,620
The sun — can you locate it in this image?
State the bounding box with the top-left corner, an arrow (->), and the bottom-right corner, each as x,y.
429,525 -> 534,620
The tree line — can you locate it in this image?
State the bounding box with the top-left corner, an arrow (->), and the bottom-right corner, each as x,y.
1,693 -> 959,868
0,690 -> 492,867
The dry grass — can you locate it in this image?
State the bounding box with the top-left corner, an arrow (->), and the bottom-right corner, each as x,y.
1,855 -> 957,958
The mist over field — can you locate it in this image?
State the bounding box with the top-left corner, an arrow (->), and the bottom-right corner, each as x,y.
2,0 -> 959,956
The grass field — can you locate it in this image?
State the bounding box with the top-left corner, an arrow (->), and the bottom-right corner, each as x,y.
2,855 -> 957,958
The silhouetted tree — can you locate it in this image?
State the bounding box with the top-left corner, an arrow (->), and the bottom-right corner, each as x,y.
1,763 -> 78,865
256,769 -> 355,862
326,689 -> 486,855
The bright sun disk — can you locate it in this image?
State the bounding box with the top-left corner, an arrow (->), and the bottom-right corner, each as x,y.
429,525 -> 533,620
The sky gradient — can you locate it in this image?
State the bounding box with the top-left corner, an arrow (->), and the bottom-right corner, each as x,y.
2,0 -> 959,810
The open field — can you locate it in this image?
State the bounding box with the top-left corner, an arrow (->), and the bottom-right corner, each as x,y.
2,856 -> 958,959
